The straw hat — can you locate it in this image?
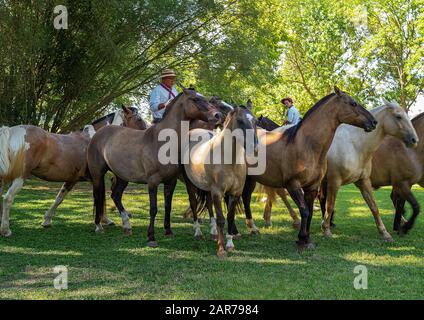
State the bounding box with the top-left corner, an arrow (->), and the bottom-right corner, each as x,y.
160,69 -> 177,79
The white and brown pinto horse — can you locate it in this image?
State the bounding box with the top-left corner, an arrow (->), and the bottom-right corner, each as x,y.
0,107 -> 146,237
183,106 -> 258,258
320,102 -> 418,241
87,89 -> 222,246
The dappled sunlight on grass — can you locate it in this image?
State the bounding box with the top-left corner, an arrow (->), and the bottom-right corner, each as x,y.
1,179 -> 424,299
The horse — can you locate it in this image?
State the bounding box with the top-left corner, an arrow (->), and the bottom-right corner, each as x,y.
0,106 -> 146,237
257,115 -> 281,131
183,106 -> 258,257
319,101 -> 418,241
87,88 -> 222,246
42,106 -> 148,228
369,112 -> 424,234
239,86 -> 377,249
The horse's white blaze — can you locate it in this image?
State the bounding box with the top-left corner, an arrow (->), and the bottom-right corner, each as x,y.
221,101 -> 234,110
225,234 -> 234,250
1,177 -> 24,236
193,220 -> 203,238
210,217 -> 218,235
83,125 -> 96,138
111,110 -> 124,126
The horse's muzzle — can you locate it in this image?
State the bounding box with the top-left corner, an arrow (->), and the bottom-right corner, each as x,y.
364,120 -> 378,132
405,133 -> 419,148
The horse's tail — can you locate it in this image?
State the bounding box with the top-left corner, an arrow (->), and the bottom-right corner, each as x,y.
0,126 -> 28,182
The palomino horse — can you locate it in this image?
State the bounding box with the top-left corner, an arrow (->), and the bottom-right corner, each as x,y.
0,107 -> 146,237
369,112 -> 424,234
183,106 -> 258,257
320,102 -> 418,241
240,87 -> 377,249
87,89 -> 222,246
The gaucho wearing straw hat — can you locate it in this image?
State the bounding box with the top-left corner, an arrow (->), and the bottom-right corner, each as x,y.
149,69 -> 179,123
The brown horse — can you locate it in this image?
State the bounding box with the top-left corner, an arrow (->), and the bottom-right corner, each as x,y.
369,112 -> 424,234
87,89 -> 222,246
183,106 -> 258,257
0,106 -> 146,237
319,102 -> 418,241
239,87 -> 377,249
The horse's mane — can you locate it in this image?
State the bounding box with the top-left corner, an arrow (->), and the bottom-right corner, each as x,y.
161,92 -> 183,120
284,93 -> 336,144
258,115 -> 280,130
412,112 -> 424,124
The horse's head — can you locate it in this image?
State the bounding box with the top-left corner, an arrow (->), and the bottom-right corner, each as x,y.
380,101 -> 418,148
181,88 -> 223,125
334,86 -> 377,132
225,105 -> 259,154
121,106 -> 148,130
209,96 -> 234,117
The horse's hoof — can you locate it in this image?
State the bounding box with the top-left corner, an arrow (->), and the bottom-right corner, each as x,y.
330,223 -> 337,229
232,233 -> 242,240
127,213 -> 133,218
264,220 -> 272,228
210,234 -> 218,241
217,250 -> 228,259
296,241 -> 315,251
0,229 -> 12,237
226,244 -> 235,252
292,221 -> 301,230
147,241 -> 158,248
323,229 -> 333,238
123,228 -> 132,236
164,230 -> 174,237
383,233 -> 394,242
105,220 -> 115,226
41,221 -> 52,228
250,229 -> 260,235
195,234 -> 204,241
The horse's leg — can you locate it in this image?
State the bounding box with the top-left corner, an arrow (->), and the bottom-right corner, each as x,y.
322,180 -> 340,238
207,192 -> 218,240
163,178 -> 177,236
0,180 -> 3,224
212,191 -> 226,258
391,188 -> 405,232
242,177 -> 259,235
262,186 -> 275,227
110,176 -> 132,235
394,183 -> 419,235
183,177 -> 203,240
277,188 -> 300,229
147,185 -> 159,247
286,186 -> 312,249
92,173 -> 107,234
304,189 -> 318,237
42,181 -> 76,228
1,178 -> 25,237
355,179 -> 393,242
225,195 -> 239,252
183,206 -> 193,220
225,194 -> 240,238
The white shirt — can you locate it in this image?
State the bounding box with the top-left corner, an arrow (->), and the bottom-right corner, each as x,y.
149,84 -> 179,119
287,105 -> 301,125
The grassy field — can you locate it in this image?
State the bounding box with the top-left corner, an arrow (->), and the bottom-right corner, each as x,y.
1,178 -> 424,300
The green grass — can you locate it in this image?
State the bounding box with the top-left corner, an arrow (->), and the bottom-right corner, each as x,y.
1,178 -> 424,300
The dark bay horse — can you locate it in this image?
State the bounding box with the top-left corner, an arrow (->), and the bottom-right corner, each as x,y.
87,89 -> 222,246
239,87 -> 377,249
0,107 -> 146,237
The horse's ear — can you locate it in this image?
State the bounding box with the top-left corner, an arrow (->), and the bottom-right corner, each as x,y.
122,105 -> 130,114
258,115 -> 263,120
247,99 -> 253,111
334,86 -> 343,97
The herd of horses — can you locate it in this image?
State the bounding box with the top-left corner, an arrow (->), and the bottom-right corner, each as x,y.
0,86 -> 422,258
